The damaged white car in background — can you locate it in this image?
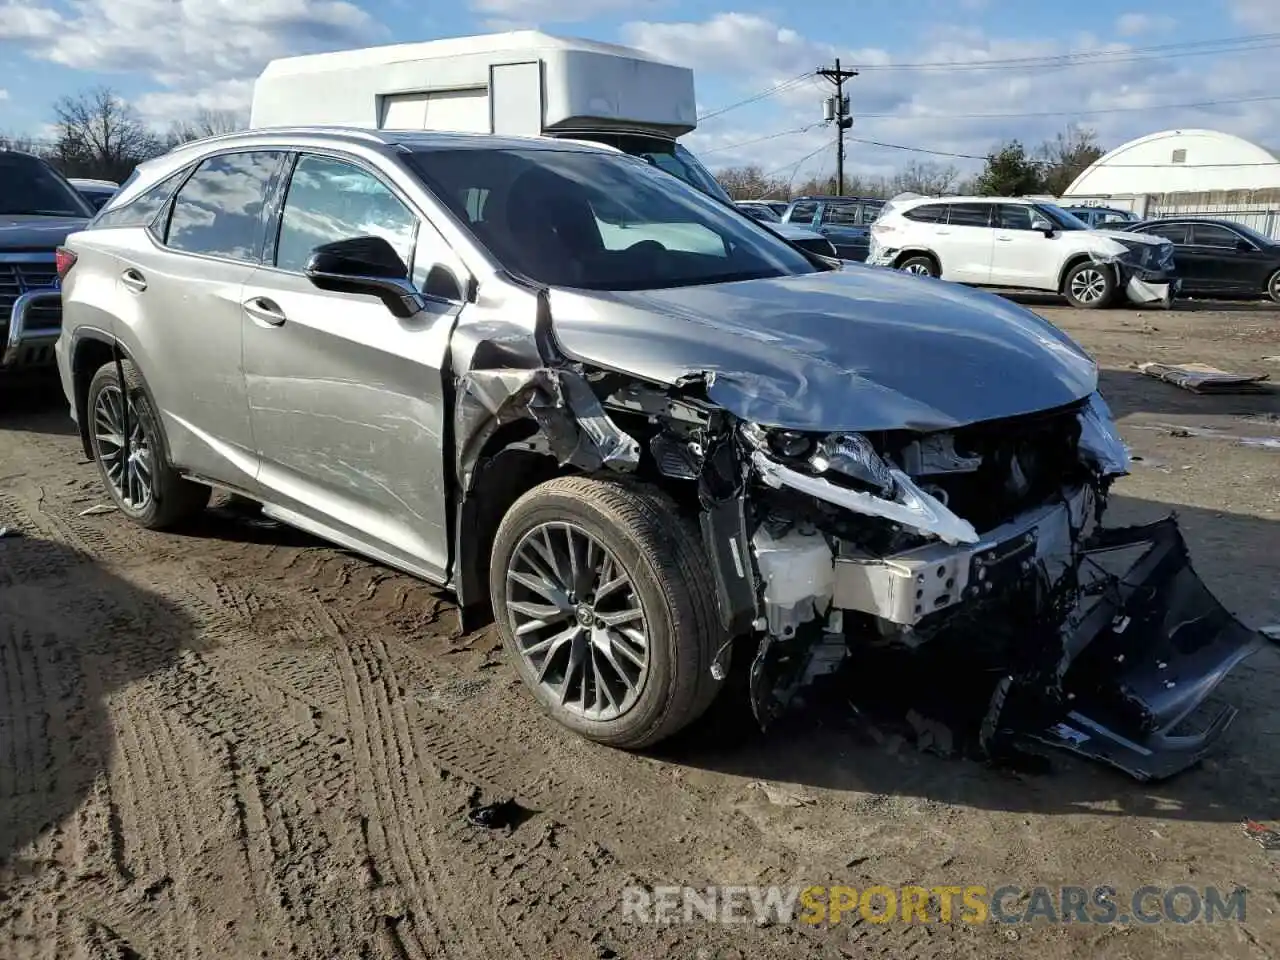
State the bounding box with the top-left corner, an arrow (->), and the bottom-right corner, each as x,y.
866,195 -> 1180,310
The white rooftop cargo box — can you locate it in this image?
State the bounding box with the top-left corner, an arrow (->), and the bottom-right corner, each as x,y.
250,31 -> 698,140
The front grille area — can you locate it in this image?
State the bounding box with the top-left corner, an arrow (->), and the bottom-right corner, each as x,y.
0,259 -> 62,336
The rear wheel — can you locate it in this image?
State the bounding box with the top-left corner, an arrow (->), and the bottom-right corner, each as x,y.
489,477 -> 726,749
87,359 -> 210,529
899,254 -> 938,278
1063,261 -> 1115,309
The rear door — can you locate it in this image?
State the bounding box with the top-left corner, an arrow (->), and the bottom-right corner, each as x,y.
113,150 -> 287,487
938,203 -> 994,284
241,152 -> 467,581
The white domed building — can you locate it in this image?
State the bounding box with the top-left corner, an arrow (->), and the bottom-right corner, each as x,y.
1062,129 -> 1280,236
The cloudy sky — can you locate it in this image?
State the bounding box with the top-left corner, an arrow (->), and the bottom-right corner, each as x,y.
0,0 -> 1276,180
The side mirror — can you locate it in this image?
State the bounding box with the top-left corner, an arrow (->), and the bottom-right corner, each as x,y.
305,235 -> 426,319
1030,217 -> 1054,236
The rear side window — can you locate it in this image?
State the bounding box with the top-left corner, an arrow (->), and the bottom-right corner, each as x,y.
274,155 -> 418,274
165,151 -> 285,262
92,169 -> 189,230
947,203 -> 992,227
904,203 -> 946,223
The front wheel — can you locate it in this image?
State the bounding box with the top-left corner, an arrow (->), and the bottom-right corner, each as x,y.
899,254 -> 939,278
1267,268 -> 1280,304
87,359 -> 210,529
1063,261 -> 1115,309
489,477 -> 726,749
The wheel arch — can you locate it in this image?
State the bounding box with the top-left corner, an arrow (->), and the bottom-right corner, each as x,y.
1058,252 -> 1117,292
70,328 -> 126,461
893,248 -> 941,272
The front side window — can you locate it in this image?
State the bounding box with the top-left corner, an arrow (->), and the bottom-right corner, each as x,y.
948,203 -> 992,228
165,152 -> 284,261
787,202 -> 818,224
996,204 -> 1034,230
1191,223 -> 1242,249
407,147 -> 817,291
275,155 -> 418,274
822,203 -> 861,226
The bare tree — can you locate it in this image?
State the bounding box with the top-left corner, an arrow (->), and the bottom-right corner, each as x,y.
165,108 -> 248,147
714,164 -> 791,200
890,161 -> 960,197
51,87 -> 163,181
1037,124 -> 1104,197
0,132 -> 46,155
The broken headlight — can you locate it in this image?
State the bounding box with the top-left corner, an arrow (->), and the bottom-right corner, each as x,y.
810,433 -> 897,497
767,429 -> 816,459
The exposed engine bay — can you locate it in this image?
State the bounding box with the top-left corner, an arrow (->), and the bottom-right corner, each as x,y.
455,344 -> 1268,782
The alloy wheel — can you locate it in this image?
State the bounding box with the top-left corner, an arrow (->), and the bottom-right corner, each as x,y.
505,521 -> 650,721
93,383 -> 154,511
1070,267 -> 1107,303
903,262 -> 932,276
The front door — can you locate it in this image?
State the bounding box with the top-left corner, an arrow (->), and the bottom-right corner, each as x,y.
1190,222 -> 1270,293
991,203 -> 1061,289
241,152 -> 465,581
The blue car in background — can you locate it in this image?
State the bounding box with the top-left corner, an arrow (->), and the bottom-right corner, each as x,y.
781,196 -> 884,261
1062,205 -> 1140,229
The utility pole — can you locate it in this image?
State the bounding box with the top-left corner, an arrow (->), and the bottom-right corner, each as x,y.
817,58 -> 857,196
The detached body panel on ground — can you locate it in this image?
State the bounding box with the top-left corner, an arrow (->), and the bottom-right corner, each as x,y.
55,127 -> 1268,779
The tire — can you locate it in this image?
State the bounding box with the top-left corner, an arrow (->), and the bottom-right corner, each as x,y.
489,476 -> 726,750
1267,268 -> 1280,305
1063,260 -> 1115,309
87,359 -> 210,529
898,254 -> 939,278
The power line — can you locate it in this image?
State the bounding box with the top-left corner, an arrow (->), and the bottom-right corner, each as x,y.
699,123 -> 823,156
696,72 -> 814,122
759,137 -> 838,181
853,32 -> 1280,72
858,92 -> 1280,120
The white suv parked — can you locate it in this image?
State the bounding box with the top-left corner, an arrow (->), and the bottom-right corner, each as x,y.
868,196 -> 1178,308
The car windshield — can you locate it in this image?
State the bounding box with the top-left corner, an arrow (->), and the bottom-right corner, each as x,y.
409,147 -> 819,292
1033,202 -> 1089,231
0,152 -> 93,217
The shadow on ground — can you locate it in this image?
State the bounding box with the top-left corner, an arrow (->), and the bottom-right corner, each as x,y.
655,493 -> 1280,825
0,534 -> 195,867
1096,367 -> 1280,422
0,377 -> 78,438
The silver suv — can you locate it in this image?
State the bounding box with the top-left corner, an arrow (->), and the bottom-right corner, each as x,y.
55,128 -> 1264,775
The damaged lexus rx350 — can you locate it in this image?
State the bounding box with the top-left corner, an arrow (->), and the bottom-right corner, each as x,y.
56,130 -> 1267,779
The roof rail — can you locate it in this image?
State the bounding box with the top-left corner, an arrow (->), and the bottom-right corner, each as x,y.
163,125 -> 391,156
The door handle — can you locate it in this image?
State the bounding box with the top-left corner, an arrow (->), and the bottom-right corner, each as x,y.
935,229 -> 952,235
243,296 -> 287,327
995,235 -> 1014,241
121,268 -> 147,292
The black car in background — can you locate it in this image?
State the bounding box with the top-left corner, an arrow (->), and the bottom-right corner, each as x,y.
1122,218 -> 1280,303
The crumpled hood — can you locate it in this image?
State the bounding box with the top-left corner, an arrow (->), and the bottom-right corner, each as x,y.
0,215 -> 87,250
548,267 -> 1098,433
1090,227 -> 1163,246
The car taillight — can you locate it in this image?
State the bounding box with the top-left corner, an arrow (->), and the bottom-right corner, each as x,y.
55,247 -> 78,280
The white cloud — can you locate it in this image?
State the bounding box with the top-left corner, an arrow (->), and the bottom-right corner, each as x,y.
471,0 -> 666,24
623,12 -> 1280,180
1115,12 -> 1176,36
0,0 -> 382,123
1230,0 -> 1271,28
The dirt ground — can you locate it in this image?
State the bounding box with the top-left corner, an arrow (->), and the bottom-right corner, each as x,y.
2,297 -> 1279,960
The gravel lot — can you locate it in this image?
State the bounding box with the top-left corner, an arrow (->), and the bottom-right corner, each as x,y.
2,297 -> 1278,959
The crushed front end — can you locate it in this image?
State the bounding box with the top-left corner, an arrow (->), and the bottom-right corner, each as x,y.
1111,237 -> 1180,307
699,392 -> 1265,781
